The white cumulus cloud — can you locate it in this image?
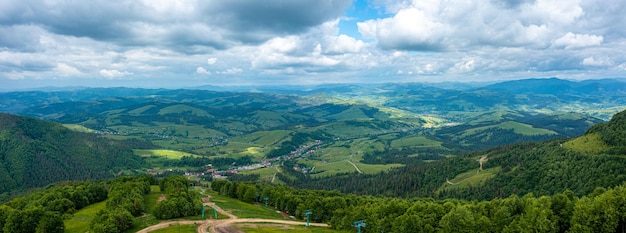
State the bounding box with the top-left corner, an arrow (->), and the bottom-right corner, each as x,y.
99,69 -> 132,79
552,32 -> 603,49
196,66 -> 211,74
56,63 -> 82,77
358,7 -> 451,51
219,68 -> 243,75
582,57 -> 612,67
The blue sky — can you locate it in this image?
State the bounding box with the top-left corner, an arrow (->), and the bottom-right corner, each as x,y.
1,0 -> 625,89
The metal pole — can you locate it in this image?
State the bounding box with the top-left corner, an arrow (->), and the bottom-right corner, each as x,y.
353,220 -> 366,233
213,203 -> 218,219
304,210 -> 312,227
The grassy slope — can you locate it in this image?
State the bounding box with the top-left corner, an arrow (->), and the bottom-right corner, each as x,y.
239,166 -> 282,184
150,224 -> 197,233
436,166 -> 502,194
211,195 -> 284,219
390,136 -> 442,148
235,223 -> 347,233
461,121 -> 558,137
135,149 -> 200,159
158,104 -> 212,117
65,201 -> 107,233
63,124 -> 97,133
562,133 -> 609,154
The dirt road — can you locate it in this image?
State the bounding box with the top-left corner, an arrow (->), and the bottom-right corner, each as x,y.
136,220 -> 203,233
204,218 -> 329,233
346,160 -> 363,174
137,194 -> 328,233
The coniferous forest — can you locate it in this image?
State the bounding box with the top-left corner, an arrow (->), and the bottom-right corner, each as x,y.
0,113 -> 155,200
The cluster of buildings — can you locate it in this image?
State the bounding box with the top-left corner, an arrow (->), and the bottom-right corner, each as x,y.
147,139 -> 324,180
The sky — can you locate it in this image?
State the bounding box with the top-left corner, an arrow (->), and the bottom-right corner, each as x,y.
1,0 -> 625,89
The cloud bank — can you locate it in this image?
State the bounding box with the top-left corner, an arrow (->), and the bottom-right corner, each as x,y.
0,0 -> 624,88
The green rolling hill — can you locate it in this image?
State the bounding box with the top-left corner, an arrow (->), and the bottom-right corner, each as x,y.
0,78 -> 624,199
282,109 -> 626,200
0,113 -> 154,198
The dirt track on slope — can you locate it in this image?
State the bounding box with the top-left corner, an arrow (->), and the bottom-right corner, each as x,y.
137,194 -> 328,233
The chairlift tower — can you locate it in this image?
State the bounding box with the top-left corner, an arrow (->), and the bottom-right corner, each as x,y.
304,209 -> 313,227
352,220 -> 366,233
213,203 -> 218,219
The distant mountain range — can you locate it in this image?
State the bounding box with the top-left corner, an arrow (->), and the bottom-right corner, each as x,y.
1,78 -> 625,199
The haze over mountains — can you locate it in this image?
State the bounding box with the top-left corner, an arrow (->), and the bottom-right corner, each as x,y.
0,77 -> 625,199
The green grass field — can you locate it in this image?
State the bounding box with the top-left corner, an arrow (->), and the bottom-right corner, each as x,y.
229,130 -> 292,146
128,105 -> 156,115
158,104 -> 212,117
149,224 -> 197,233
65,185 -> 166,233
239,166 -> 281,183
461,121 -> 558,137
65,201 -> 106,233
144,185 -> 162,212
467,111 -> 524,125
309,161 -> 357,178
63,124 -> 97,133
563,133 -> 609,154
211,195 -> 284,219
235,223 -> 347,233
135,149 -> 200,159
390,136 -> 442,148
436,166 -> 502,194
109,122 -> 226,140
356,162 -> 404,174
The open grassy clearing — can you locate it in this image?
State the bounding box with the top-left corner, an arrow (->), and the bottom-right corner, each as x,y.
128,105 -> 156,115
436,166 -> 502,194
311,121 -> 387,139
229,130 -> 292,146
65,201 -> 107,233
581,106 -> 626,120
108,123 -> 226,139
356,162 -> 404,174
235,223 -> 347,233
135,149 -> 200,159
310,161 -> 357,177
307,157 -> 399,177
149,224 -> 197,233
144,185 -> 162,212
461,121 -> 558,137
346,138 -> 386,153
209,142 -> 270,159
316,146 -> 351,163
103,135 -> 144,141
239,166 -> 280,183
157,104 -> 213,117
563,133 -> 609,154
555,112 -> 585,120
390,136 -> 442,148
210,195 -> 284,219
468,111 -> 524,125
63,124 -> 97,133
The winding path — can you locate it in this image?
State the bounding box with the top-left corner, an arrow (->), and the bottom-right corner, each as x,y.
346,160 -> 363,174
137,194 -> 328,233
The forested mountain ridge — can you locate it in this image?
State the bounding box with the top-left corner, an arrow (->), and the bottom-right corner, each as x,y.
0,113 -> 154,197
586,109 -> 626,148
0,83 -> 610,155
282,109 -> 626,200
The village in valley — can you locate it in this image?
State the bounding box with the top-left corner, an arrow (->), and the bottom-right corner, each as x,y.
147,140 -> 324,181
